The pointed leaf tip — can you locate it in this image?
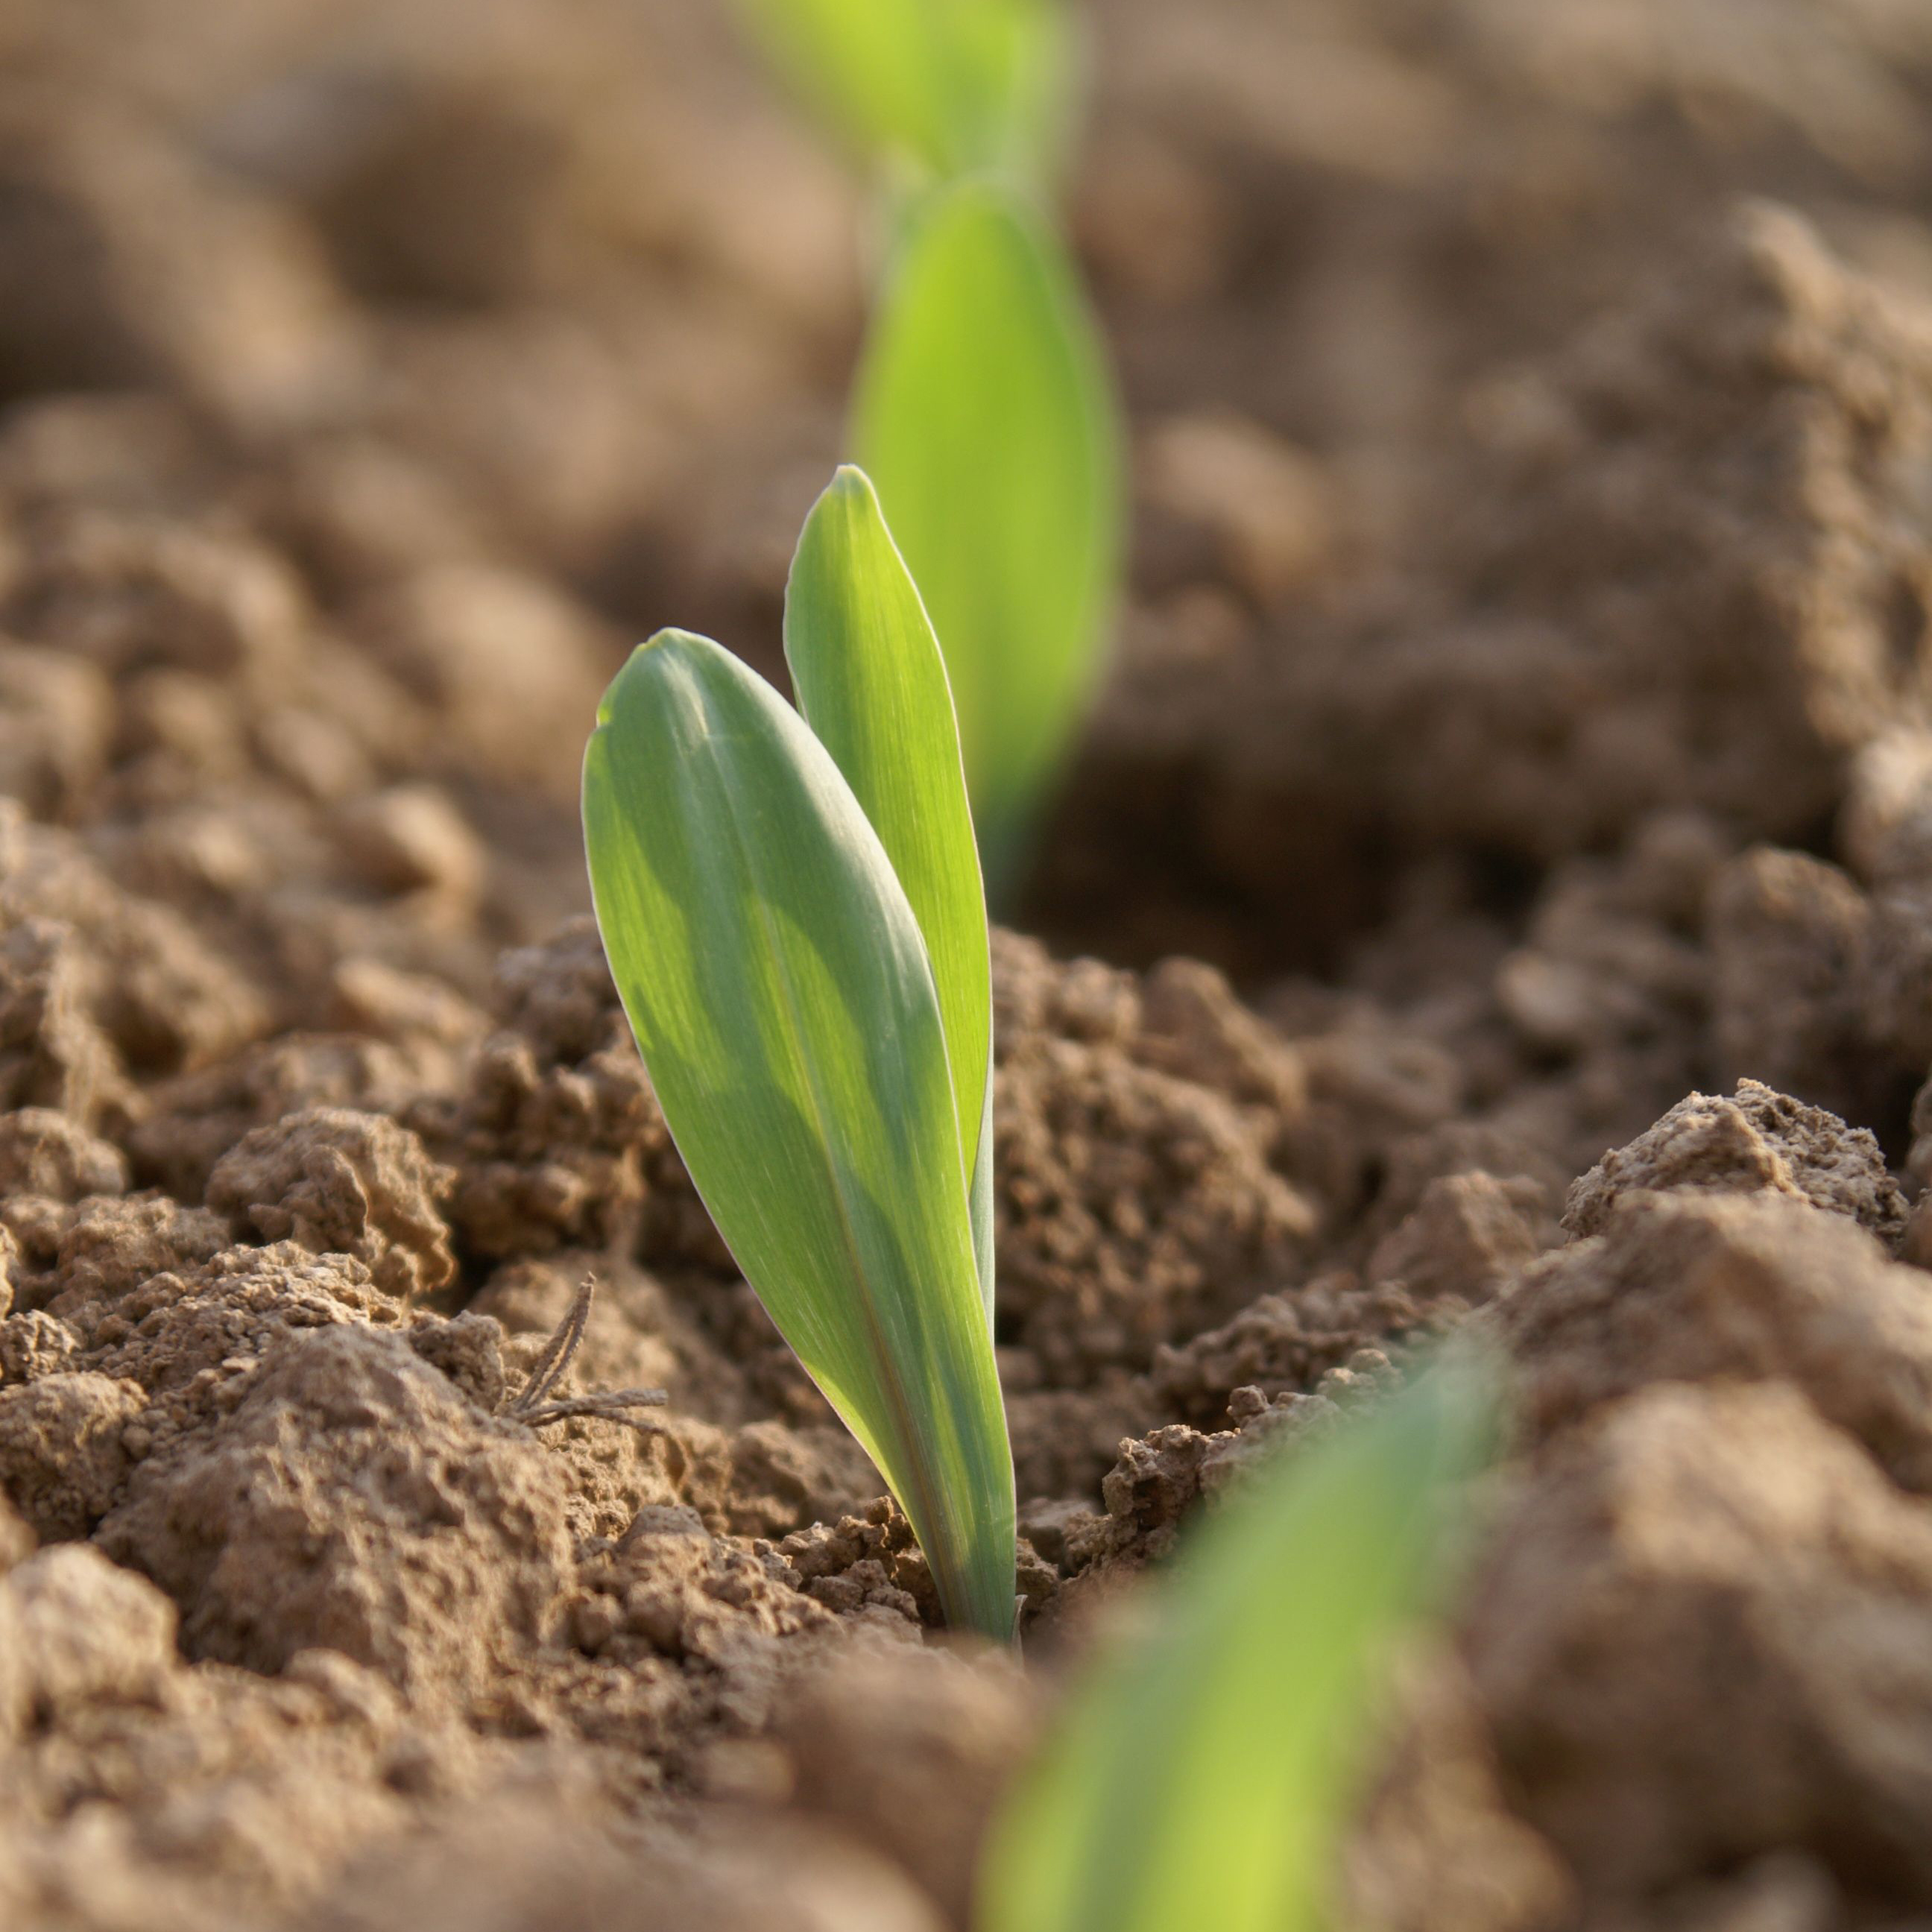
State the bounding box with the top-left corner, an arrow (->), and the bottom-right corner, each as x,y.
784,467 -> 993,1230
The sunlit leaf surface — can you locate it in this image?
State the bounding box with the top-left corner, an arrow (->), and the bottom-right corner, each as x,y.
785,466 -> 994,1316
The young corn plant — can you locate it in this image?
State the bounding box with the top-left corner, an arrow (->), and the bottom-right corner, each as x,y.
582,466 -> 1016,1643
977,1364 -> 1494,1932
728,0 -> 1124,903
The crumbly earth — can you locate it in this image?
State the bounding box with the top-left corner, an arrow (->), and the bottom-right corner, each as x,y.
4,1 -> 1932,1929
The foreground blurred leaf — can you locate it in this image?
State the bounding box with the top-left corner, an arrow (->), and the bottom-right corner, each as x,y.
785,466 -> 996,1319
853,177 -> 1122,897
976,1366 -> 1494,1932
730,0 -> 1075,188
583,628 -> 1015,1638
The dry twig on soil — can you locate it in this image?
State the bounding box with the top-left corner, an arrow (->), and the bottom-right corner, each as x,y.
505,1276 -> 669,1432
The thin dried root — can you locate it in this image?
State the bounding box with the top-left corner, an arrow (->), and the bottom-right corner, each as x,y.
507,1275 -> 669,1434
516,1390 -> 670,1432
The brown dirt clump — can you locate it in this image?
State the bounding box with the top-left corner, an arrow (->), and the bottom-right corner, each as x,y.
205,1108 -> 458,1301
408,918 -> 698,1266
100,1323 -> 574,1698
777,1641 -> 1036,1925
1468,1380 -> 1932,1901
0,1370 -> 143,1541
990,931 -> 1319,1383
1561,1079 -> 1910,1246
1500,1191 -> 1932,1490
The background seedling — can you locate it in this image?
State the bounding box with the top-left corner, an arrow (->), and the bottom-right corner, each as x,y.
729,0 -> 1124,903
583,467 -> 1015,1641
853,176 -> 1120,900
977,1364 -> 1494,1932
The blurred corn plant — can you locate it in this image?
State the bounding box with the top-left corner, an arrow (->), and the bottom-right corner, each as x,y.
977,1364 -> 1495,1932
730,0 -> 1124,903
853,177 -> 1120,899
583,466 -> 1014,1641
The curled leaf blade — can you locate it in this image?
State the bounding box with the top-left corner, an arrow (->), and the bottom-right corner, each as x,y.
785,465 -> 994,1313
584,629 -> 1015,1640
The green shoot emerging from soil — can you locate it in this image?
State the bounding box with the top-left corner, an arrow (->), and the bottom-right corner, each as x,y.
729,0 -> 1075,191
977,1364 -> 1494,1932
582,466 -> 1015,1643
855,176 -> 1121,901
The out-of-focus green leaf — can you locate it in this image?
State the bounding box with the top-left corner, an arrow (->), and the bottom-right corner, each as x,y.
853,177 -> 1122,897
730,0 -> 1076,189
976,1365 -> 1494,1932
785,466 -> 996,1321
583,628 -> 1015,1640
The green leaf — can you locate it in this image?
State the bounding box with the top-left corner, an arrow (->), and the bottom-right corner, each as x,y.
730,0 -> 1076,189
583,628 -> 1015,1640
784,465 -> 995,1319
976,1366 -> 1494,1932
967,1049 -> 995,1328
852,177 -> 1122,897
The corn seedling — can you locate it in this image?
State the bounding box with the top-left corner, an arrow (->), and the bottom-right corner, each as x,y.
854,175 -> 1120,900
582,466 -> 1015,1643
977,1364 -> 1494,1932
730,0 -> 1076,192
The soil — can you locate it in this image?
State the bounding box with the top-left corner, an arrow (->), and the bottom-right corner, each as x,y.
4,1 -> 1932,1928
